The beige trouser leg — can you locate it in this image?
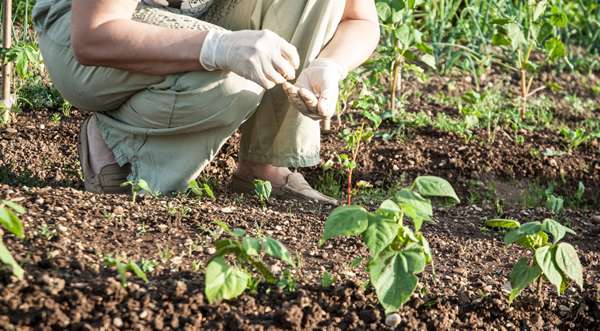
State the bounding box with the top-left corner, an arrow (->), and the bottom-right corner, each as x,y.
32,0 -> 344,194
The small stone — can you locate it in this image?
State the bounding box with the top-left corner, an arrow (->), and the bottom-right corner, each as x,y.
482,285 -> 492,292
385,313 -> 401,327
157,224 -> 168,232
139,310 -> 149,320
500,282 -> 512,293
54,207 -> 64,212
270,265 -> 281,274
376,155 -> 384,162
39,124 -> 45,129
574,235 -> 583,240
449,158 -> 457,164
57,225 -> 68,232
49,250 -> 60,258
57,217 -> 67,222
548,159 -> 558,168
184,239 -> 193,245
374,180 -> 383,187
113,317 -> 123,328
35,198 -> 44,204
113,206 -> 125,215
392,165 -> 400,171
472,298 -> 482,304
220,207 -> 233,213
322,252 -> 329,259
591,215 -> 600,224
204,247 -> 216,255
464,76 -> 472,83
4,128 -> 17,133
3,189 -> 14,195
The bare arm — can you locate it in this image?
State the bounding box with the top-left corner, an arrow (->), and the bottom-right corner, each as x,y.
317,0 -> 380,71
71,0 -> 207,74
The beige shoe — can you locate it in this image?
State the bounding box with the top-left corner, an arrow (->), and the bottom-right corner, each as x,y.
231,172 -> 337,204
78,116 -> 132,195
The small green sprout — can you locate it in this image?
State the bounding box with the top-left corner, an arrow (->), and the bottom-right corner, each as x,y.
253,180 -> 272,205
189,180 -> 215,203
0,200 -> 25,280
120,179 -> 152,203
103,254 -> 149,289
320,271 -> 338,287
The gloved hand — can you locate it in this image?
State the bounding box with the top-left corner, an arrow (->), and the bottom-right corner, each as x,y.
282,58 -> 348,121
199,29 -> 300,89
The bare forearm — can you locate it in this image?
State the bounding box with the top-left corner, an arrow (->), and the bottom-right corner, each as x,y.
317,19 -> 380,71
71,0 -> 206,75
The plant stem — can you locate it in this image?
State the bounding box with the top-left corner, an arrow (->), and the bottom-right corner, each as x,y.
536,276 -> 543,297
347,118 -> 366,205
391,62 -> 400,111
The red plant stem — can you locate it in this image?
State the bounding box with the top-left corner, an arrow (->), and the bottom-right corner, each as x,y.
347,119 -> 366,205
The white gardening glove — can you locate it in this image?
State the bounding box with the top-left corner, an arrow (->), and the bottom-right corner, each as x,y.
199,29 -> 300,90
282,58 -> 348,121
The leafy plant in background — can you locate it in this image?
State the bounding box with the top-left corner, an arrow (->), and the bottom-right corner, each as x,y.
374,0 -> 436,111
559,127 -> 600,153
320,176 -> 459,314
204,220 -> 295,303
253,180 -> 272,205
0,200 -> 25,280
120,179 -> 160,202
485,219 -> 583,303
490,1 -> 569,119
189,180 -> 215,203
340,89 -> 382,205
103,253 -> 149,289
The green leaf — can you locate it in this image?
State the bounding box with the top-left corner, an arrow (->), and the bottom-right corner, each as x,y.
395,189 -> 433,222
363,110 -> 382,128
549,6 -> 568,27
414,176 -> 460,202
0,208 -> 23,238
370,247 -> 426,315
376,200 -> 401,218
414,42 -> 433,55
0,237 -> 24,280
490,18 -> 511,25
398,225 -> 419,244
421,54 -> 436,69
375,0 -> 405,24
213,220 -> 232,235
203,184 -> 215,199
127,261 -> 149,283
545,38 -> 565,58
544,82 -> 562,92
555,243 -> 583,291
320,205 -> 369,245
515,231 -> 547,249
396,24 -> 417,48
486,219 -> 520,228
262,237 -> 295,268
232,228 -> 246,237
535,23 -> 553,44
250,259 -> 276,283
418,233 -> 435,281
242,237 -> 262,256
253,180 -> 272,200
533,1 -> 547,21
507,23 -> 527,51
492,34 -> 511,47
205,257 -> 249,303
535,245 -> 563,294
362,214 -> 399,258
2,201 -> 25,215
136,179 -> 151,192
504,222 -> 542,249
189,180 -> 199,190
349,257 -> 365,267
541,219 -> 575,245
509,257 -> 542,303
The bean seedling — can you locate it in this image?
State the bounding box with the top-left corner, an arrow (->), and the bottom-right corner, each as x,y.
103,253 -> 149,289
486,218 -> 583,303
0,200 -> 25,280
253,180 -> 272,205
120,179 -> 152,203
204,220 -> 295,303
189,180 -> 215,203
320,176 -> 459,315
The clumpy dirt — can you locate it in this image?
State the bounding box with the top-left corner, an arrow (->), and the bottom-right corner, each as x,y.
0,68 -> 599,330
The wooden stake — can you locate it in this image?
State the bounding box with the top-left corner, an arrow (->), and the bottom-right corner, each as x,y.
2,0 -> 13,123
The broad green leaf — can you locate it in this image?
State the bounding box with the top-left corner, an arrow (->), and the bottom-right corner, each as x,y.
205,257 -> 249,303
533,1 -> 547,21
213,220 -> 232,235
421,54 -> 436,69
507,23 -> 527,51
203,184 -> 215,199
253,180 -> 272,200
555,243 -> 583,291
2,201 -> 25,215
414,42 -> 433,55
550,6 -> 568,27
509,257 -> 542,303
535,23 -> 553,44
545,38 -> 565,58
544,82 -> 562,92
0,208 -> 23,238
396,24 -> 413,48
262,237 -> 295,268
414,176 -> 460,202
486,219 -> 520,228
320,205 -> 369,245
250,259 -> 276,283
376,200 -> 401,218
516,231 -> 547,249
370,247 -> 426,315
232,228 -> 246,237
362,214 -> 399,258
490,18 -> 511,25
398,226 -> 419,244
207,240 -> 242,266
242,237 -> 262,256
0,237 -> 24,280
504,222 -> 542,249
136,179 -> 151,192
535,245 -> 563,293
542,219 -> 576,245
349,257 -> 365,267
189,180 -> 199,190
395,189 -> 432,221
364,110 -> 382,128
375,0 -> 405,24
492,34 -> 511,47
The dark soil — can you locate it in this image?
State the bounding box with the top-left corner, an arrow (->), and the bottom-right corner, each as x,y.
0,69 -> 599,330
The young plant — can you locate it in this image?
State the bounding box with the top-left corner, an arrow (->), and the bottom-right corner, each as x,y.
120,179 -> 152,203
490,2 -> 569,119
204,220 -> 295,303
320,176 -> 459,315
253,180 -> 272,205
0,200 -> 25,280
189,180 -> 215,203
103,254 -> 149,289
374,0 -> 436,111
139,258 -> 159,273
277,268 -> 298,292
485,218 -> 583,303
320,271 -> 338,287
559,127 -> 600,153
341,90 -> 382,205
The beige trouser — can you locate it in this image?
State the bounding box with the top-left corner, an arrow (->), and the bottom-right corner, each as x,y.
32,0 -> 345,194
